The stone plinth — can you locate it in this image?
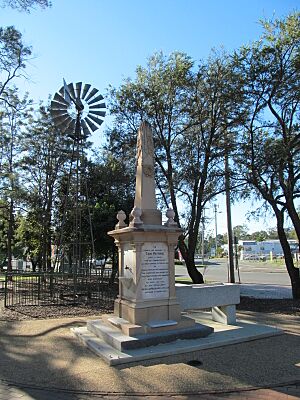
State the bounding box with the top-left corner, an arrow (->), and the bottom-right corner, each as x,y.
109,226 -> 185,331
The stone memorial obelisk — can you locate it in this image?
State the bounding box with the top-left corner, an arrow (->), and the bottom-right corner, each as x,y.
73,121 -> 213,365
108,121 -> 187,333
106,121 -> 211,335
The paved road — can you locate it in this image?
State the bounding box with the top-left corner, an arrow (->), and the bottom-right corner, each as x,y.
175,259 -> 292,286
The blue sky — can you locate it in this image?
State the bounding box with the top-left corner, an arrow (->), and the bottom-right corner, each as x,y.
1,0 -> 299,234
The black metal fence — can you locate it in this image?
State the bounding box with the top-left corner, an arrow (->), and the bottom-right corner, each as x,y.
4,270 -> 118,308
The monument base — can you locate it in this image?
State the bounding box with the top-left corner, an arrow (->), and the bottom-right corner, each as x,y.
87,316 -> 213,350
72,314 -> 282,367
113,297 -> 184,334
73,314 -> 213,366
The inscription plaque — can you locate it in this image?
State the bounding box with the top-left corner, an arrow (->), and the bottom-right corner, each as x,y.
141,242 -> 169,299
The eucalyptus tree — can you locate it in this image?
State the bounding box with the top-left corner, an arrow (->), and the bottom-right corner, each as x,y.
0,26 -> 31,105
233,12 -> 300,298
0,0 -> 50,11
107,51 -> 245,283
0,88 -> 32,272
20,104 -> 73,270
86,154 -> 135,280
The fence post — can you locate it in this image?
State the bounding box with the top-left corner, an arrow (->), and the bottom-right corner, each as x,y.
38,273 -> 41,301
4,272 -> 8,307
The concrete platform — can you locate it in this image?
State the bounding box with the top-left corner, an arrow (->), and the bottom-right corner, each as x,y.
72,312 -> 283,367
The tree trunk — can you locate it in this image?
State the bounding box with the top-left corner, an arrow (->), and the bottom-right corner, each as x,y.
178,235 -> 204,283
31,257 -> 37,272
286,199 -> 300,250
7,198 -> 14,276
275,209 -> 300,299
45,207 -> 52,271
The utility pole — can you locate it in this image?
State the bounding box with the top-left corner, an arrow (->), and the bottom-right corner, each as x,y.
225,133 -> 235,283
234,235 -> 241,283
201,208 -> 205,266
214,204 -> 218,257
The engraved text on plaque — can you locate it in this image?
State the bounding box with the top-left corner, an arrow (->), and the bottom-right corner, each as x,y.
141,242 -> 169,299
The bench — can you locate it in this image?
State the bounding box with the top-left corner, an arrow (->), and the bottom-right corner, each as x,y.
175,283 -> 240,325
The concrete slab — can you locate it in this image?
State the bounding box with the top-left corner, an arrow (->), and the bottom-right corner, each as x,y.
176,283 -> 240,308
72,314 -> 283,367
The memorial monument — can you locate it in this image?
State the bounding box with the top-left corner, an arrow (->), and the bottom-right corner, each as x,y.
73,121 -> 213,365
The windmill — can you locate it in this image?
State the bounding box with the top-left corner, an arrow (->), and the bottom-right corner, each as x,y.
50,80 -> 106,140
50,80 -> 106,275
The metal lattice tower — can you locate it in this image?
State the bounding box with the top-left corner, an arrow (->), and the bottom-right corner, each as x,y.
50,80 -> 106,274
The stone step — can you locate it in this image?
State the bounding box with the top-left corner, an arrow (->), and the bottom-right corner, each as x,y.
72,319 -> 283,367
87,319 -> 138,351
86,318 -> 213,351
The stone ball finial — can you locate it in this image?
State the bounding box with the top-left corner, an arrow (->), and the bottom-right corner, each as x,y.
115,210 -> 127,229
164,208 -> 178,227
129,206 -> 143,227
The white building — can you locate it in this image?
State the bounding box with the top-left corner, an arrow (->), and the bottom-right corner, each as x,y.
239,239 -> 298,260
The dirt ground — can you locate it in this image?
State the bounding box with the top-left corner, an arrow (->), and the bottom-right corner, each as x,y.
0,293 -> 299,321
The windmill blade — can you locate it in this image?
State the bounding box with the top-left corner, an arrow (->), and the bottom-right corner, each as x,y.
53,92 -> 69,106
51,100 -> 68,112
81,119 -> 91,137
75,82 -> 82,99
81,83 -> 91,99
64,119 -> 76,134
50,109 -> 69,118
87,113 -> 104,126
87,94 -> 104,105
53,114 -> 73,128
89,102 -> 106,109
85,88 -> 98,102
52,113 -> 72,124
85,116 -> 98,132
89,109 -> 106,118
51,100 -> 68,111
67,83 -> 76,100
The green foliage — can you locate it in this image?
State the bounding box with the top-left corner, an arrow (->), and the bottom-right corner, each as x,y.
0,200 -> 24,267
0,26 -> 31,103
106,50 -> 245,282
87,154 -> 134,259
0,200 -> 8,266
15,213 -> 41,262
0,0 -> 50,12
0,89 -> 33,271
232,12 -> 300,297
234,12 -> 300,209
233,224 -> 250,240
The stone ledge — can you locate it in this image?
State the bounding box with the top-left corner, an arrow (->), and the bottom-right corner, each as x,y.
86,318 -> 213,351
176,283 -> 240,309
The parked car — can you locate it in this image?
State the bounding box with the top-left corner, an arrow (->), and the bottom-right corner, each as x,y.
243,254 -> 259,260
